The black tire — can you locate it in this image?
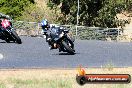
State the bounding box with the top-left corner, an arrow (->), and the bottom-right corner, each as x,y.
11,31 -> 22,44
1,32 -> 10,43
62,41 -> 75,55
5,38 -> 10,43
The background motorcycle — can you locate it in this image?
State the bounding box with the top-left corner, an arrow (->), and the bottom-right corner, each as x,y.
47,26 -> 75,55
0,19 -> 22,44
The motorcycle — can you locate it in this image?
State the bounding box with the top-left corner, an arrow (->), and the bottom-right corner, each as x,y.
0,19 -> 22,44
47,26 -> 75,55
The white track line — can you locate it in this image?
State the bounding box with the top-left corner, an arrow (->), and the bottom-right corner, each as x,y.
0,53 -> 3,59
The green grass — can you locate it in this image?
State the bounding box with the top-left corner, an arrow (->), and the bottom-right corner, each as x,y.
7,78 -> 73,88
4,77 -> 131,88
0,69 -> 131,88
0,83 -> 6,88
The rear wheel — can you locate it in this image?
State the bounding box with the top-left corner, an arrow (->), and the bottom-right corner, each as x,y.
11,30 -> 22,44
62,41 -> 75,55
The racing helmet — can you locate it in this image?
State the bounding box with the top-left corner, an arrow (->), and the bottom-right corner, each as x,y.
41,19 -> 48,27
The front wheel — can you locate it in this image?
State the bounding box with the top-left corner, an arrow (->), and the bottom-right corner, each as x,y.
11,30 -> 22,44
5,38 -> 10,43
62,41 -> 75,55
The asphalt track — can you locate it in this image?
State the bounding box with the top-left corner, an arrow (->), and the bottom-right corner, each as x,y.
0,36 -> 132,68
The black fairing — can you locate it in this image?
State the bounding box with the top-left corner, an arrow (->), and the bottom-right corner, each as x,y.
0,26 -> 16,41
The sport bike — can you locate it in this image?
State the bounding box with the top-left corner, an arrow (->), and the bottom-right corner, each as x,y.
0,19 -> 22,44
46,26 -> 75,54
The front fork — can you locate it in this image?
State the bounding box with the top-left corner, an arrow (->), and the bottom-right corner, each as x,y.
57,36 -> 69,52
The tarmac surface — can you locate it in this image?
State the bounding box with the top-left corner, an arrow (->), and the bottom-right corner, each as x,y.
0,36 -> 132,68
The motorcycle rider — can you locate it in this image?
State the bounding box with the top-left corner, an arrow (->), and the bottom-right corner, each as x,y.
41,19 -> 57,49
0,13 -> 12,27
0,13 -> 10,19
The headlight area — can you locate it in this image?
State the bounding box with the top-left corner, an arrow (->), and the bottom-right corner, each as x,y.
59,32 -> 64,38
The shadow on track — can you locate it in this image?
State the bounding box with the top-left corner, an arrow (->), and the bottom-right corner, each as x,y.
52,52 -> 80,55
0,41 -> 15,43
0,41 -> 6,43
52,53 -> 74,55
